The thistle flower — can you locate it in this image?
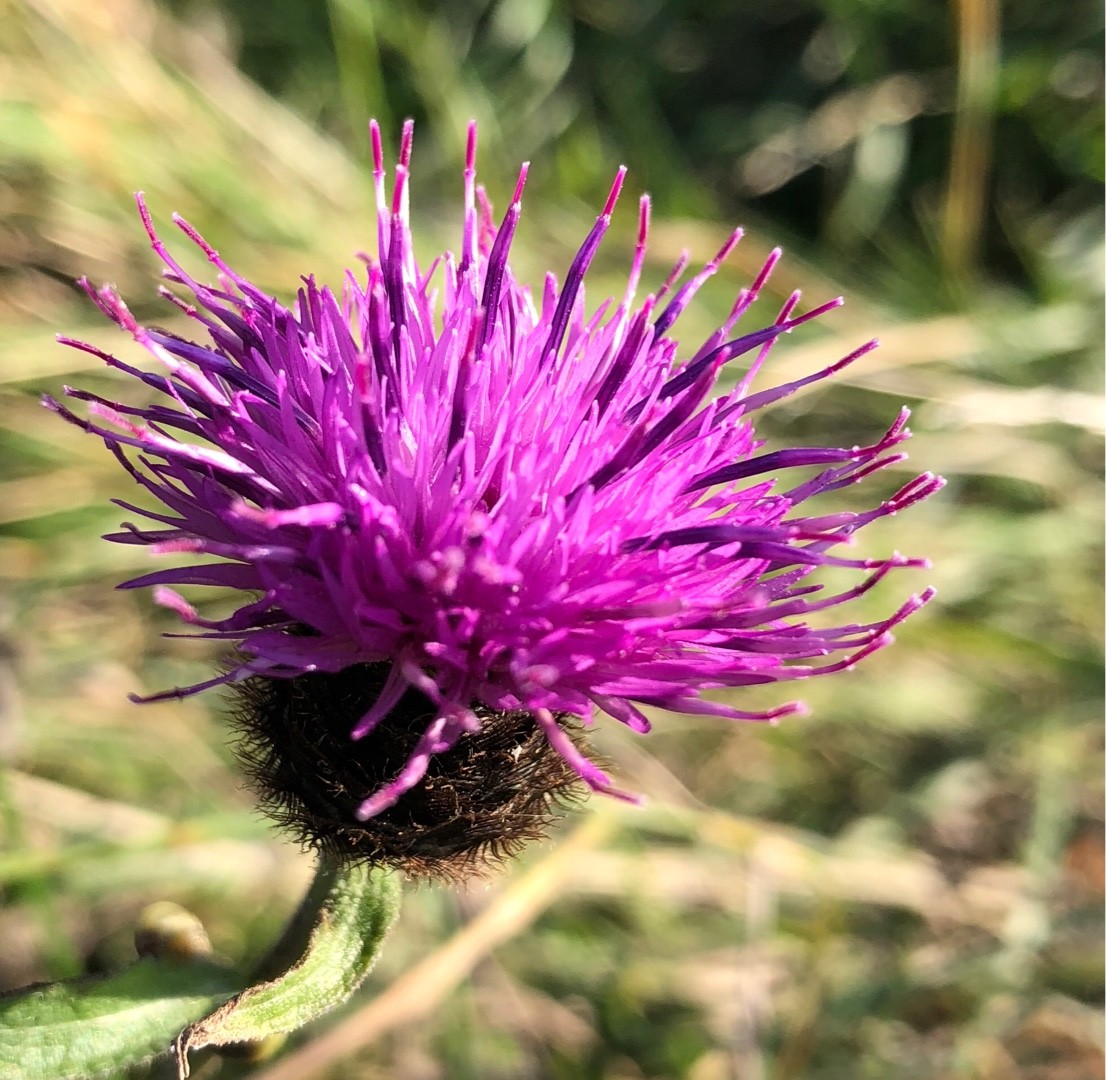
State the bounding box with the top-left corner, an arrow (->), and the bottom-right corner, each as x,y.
48,122 -> 941,878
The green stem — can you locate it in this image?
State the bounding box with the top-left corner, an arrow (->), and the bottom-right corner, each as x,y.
175,857 -> 401,1077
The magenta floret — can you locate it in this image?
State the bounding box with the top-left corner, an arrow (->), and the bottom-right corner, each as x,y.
48,121 -> 941,820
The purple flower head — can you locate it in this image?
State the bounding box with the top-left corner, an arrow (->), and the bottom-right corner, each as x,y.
49,121 -> 940,876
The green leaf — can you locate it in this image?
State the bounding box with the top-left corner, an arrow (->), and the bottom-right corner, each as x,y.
175,859 -> 400,1076
0,958 -> 240,1080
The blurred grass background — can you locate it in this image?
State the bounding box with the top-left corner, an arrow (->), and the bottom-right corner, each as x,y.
0,0 -> 1102,1076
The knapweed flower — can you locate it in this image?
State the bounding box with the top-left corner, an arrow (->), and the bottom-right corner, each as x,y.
48,122 -> 940,878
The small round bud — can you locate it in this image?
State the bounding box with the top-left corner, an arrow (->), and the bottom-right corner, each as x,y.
134,902 -> 212,962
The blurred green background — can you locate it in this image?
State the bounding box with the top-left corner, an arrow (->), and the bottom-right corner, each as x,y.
0,0 -> 1102,1077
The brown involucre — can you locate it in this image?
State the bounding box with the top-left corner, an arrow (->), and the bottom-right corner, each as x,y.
229,661 -> 588,880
